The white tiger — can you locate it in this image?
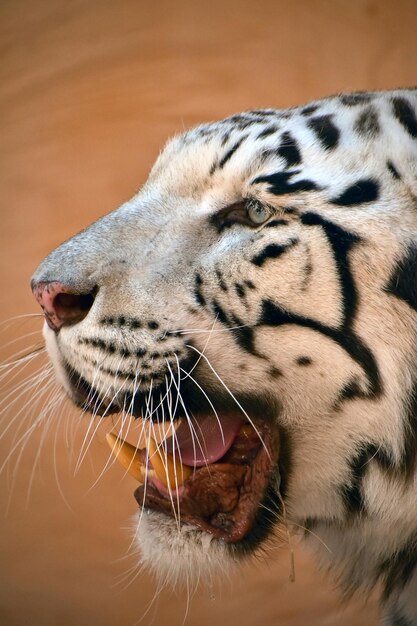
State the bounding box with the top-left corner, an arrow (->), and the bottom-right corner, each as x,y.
31,89 -> 417,625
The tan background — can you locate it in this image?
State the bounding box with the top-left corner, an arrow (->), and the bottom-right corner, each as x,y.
1,1 -> 416,624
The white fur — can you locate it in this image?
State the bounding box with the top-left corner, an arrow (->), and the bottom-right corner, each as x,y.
33,89 -> 417,624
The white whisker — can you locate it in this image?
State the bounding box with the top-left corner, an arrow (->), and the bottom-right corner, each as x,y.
186,343 -> 270,457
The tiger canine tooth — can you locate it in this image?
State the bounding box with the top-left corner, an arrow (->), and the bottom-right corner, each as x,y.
106,432 -> 149,483
147,437 -> 192,489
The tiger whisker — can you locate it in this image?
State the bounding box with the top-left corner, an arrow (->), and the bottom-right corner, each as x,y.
1,376 -> 59,476
0,330 -> 44,353
0,312 -> 43,329
178,360 -> 225,446
186,343 -> 269,456
52,403 -> 75,512
0,344 -> 46,372
0,365 -> 54,440
166,360 -> 207,470
25,387 -> 66,508
75,359 -> 128,475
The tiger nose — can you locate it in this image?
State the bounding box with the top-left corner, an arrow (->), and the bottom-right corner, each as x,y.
31,280 -> 97,331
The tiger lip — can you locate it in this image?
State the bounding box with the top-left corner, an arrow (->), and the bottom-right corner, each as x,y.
107,419 -> 280,544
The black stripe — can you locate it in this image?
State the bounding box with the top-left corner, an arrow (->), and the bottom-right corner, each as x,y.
232,325 -> 256,354
225,116 -> 255,130
211,299 -> 229,325
251,240 -> 298,267
194,273 -> 206,306
249,109 -> 277,117
340,443 -> 395,515
401,381 -> 417,478
218,135 -> 247,169
221,132 -> 230,146
260,211 -> 381,396
277,131 -> 301,167
301,213 -> 360,326
354,106 -> 380,136
235,283 -> 245,298
379,535 -> 417,600
334,378 -> 364,407
390,608 -> 414,626
341,446 -> 371,514
257,125 -> 278,139
340,93 -> 372,106
392,97 -> 417,138
387,160 -> 401,179
296,356 -> 312,366
300,104 -> 319,116
229,313 -> 258,355
385,245 -> 417,312
253,170 -> 322,195
265,219 -> 289,228
269,366 -> 283,378
215,268 -> 228,292
331,179 -> 379,206
307,114 -> 340,150
259,299 -> 382,396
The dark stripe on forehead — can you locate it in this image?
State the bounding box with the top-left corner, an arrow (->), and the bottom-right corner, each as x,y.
224,114 -> 260,130
330,179 -> 379,206
277,131 -> 301,167
392,97 -> 417,138
253,170 -> 322,195
354,106 -> 380,136
307,114 -> 340,150
257,125 -> 279,139
300,104 -> 319,116
340,92 -> 373,106
247,109 -> 278,119
217,135 -> 247,169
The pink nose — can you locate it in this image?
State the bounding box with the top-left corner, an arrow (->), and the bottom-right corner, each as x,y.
31,281 -> 96,331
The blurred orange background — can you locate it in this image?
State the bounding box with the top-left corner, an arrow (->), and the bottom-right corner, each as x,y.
1,1 -> 416,624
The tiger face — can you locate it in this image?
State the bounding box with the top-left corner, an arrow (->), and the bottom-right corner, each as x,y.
31,90 -> 417,622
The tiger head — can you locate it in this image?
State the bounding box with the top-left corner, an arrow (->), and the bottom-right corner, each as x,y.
31,91 -> 417,595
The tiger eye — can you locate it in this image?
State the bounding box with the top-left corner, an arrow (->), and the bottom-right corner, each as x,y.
247,202 -> 271,224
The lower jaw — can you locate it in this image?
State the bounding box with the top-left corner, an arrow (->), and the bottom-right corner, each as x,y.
134,423 -> 280,545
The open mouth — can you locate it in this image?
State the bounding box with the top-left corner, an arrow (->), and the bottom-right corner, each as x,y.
62,357 -> 282,545
107,412 -> 280,543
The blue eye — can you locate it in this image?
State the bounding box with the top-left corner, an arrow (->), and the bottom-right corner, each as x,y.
247,201 -> 271,224
211,198 -> 273,232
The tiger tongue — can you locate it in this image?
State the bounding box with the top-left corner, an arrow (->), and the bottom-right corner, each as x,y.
171,414 -> 244,467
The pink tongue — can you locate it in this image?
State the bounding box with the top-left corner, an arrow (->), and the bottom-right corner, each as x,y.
170,414 -> 244,467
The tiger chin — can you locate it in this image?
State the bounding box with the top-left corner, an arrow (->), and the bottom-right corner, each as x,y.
32,89 -> 417,625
